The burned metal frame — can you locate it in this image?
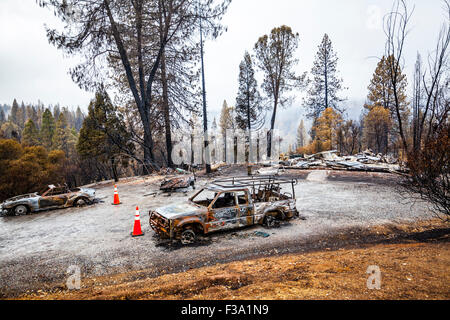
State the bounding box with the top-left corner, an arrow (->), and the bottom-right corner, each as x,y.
211,175 -> 298,199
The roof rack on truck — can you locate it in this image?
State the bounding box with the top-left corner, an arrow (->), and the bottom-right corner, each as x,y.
211,175 -> 298,199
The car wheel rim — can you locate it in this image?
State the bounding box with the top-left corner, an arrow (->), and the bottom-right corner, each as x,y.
76,199 -> 86,206
16,206 -> 27,215
181,231 -> 195,244
266,217 -> 275,227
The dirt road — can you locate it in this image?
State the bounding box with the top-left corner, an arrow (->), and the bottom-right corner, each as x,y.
0,170 -> 436,297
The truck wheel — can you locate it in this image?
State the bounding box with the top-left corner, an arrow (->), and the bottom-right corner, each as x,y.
264,215 -> 279,228
180,228 -> 196,245
14,205 -> 29,215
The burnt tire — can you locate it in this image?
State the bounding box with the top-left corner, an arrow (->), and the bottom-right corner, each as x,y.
14,205 -> 29,215
264,215 -> 279,228
180,228 -> 196,245
74,197 -> 88,207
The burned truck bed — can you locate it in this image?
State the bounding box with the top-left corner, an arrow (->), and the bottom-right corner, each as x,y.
149,176 -> 299,244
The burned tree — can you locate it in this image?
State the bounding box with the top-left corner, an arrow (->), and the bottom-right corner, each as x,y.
384,0 -> 450,218
411,16 -> 450,152
77,89 -> 134,182
383,0 -> 413,153
38,0 -> 230,173
235,51 -> 264,163
254,25 -> 305,158
401,123 -> 449,219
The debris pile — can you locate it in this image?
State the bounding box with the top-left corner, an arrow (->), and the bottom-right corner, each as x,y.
255,166 -> 286,176
282,150 -> 406,174
160,168 -> 196,192
159,167 -> 175,175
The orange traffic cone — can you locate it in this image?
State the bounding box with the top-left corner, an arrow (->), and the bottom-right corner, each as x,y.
112,185 -> 121,205
131,206 -> 144,237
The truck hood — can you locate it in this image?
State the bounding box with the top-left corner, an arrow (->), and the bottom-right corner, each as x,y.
155,202 -> 204,219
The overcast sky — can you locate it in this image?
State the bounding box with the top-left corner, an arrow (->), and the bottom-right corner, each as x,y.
0,0 -> 446,145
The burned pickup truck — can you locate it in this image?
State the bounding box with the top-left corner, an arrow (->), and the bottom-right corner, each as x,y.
0,184 -> 96,215
149,176 -> 299,244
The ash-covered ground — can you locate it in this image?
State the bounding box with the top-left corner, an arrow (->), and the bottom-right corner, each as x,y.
0,169 -> 432,297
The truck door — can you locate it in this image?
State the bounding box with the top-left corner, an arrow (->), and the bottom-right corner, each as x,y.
207,192 -> 240,232
235,190 -> 254,227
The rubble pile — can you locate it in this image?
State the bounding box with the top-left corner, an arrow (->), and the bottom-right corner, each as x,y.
158,167 -> 175,175
282,150 -> 406,174
255,166 -> 286,176
159,167 -> 195,191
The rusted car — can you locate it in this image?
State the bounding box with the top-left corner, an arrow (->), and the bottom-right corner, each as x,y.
0,184 -> 96,215
149,176 -> 299,244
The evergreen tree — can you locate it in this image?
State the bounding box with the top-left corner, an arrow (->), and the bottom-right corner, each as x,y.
9,99 -> 19,124
53,104 -> 61,121
52,113 -> 75,155
3,104 -> 11,115
75,106 -> 84,131
219,100 -> 235,162
364,55 -> 409,153
22,119 -> 40,147
0,121 -> 21,141
254,25 -> 305,157
312,107 -> 343,151
36,105 -> 44,129
71,127 -> 78,138
296,119 -> 307,149
77,90 -> 132,182
235,52 -> 264,163
61,107 -> 74,128
365,55 -> 408,114
26,105 -> 33,122
0,108 -> 5,124
363,106 -> 391,154
235,52 -> 264,131
17,102 -> 26,130
304,34 -> 346,120
40,108 -> 55,150
26,105 -> 38,126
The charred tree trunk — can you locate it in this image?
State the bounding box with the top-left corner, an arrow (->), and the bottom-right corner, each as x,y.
105,0 -> 159,174
267,94 -> 279,158
199,11 -> 211,174
111,157 -> 119,182
160,49 -> 173,168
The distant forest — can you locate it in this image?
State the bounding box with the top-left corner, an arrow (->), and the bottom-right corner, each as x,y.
0,95 -> 138,201
0,100 -> 85,135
